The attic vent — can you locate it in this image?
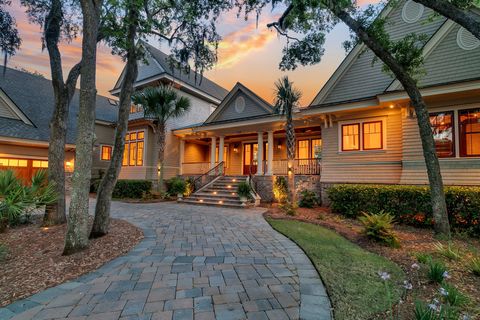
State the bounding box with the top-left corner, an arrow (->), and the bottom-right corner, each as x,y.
402,0 -> 424,24
457,27 -> 480,51
235,96 -> 245,114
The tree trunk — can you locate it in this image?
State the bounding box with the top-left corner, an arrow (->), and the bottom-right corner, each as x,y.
336,9 -> 451,237
416,0 -> 480,40
157,122 -> 166,192
42,0 -> 81,226
63,0 -> 102,255
91,6 -> 139,238
286,114 -> 296,204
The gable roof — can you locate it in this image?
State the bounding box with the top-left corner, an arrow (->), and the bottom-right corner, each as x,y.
310,0 -> 448,107
0,67 -> 118,144
204,82 -> 273,124
112,42 -> 228,103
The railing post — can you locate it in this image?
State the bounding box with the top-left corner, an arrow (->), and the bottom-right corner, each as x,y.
267,131 -> 273,175
257,132 -> 264,175
179,139 -> 185,175
210,136 -> 216,172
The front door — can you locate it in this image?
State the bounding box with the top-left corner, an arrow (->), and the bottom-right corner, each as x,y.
243,143 -> 258,175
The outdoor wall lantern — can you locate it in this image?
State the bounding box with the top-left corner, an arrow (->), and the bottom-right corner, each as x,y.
277,141 -> 282,150
233,144 -> 239,153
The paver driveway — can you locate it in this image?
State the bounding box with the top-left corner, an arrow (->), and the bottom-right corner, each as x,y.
0,201 -> 331,320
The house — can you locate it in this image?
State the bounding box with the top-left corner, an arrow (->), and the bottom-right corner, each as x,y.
111,42 -> 229,183
174,0 -> 480,204
0,67 -> 118,182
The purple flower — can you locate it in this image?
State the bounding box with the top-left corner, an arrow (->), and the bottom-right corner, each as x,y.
428,303 -> 439,312
403,281 -> 413,290
442,271 -> 451,279
411,263 -> 420,270
439,287 -> 449,296
378,271 -> 391,281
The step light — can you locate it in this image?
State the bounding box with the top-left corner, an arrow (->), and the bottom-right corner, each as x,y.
231,192 -> 235,195
232,179 -> 236,182
218,200 -> 223,204
213,191 -> 217,195
199,199 -> 204,202
227,185 -> 232,188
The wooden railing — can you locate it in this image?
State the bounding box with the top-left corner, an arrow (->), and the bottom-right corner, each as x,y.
182,162 -> 211,175
263,158 -> 321,175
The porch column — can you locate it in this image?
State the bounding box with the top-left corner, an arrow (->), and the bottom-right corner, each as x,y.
218,136 -> 225,163
210,136 -> 216,169
257,132 -> 264,175
267,131 -> 274,175
179,139 -> 185,175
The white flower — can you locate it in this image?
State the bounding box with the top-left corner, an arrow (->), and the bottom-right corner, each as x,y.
433,298 -> 440,305
411,263 -> 420,270
442,271 -> 450,279
428,303 -> 439,312
378,271 -> 391,281
439,287 -> 449,296
403,281 -> 413,290
462,315 -> 471,320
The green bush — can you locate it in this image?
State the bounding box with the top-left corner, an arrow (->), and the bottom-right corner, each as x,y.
167,177 -> 186,195
298,190 -> 320,208
185,177 -> 195,196
279,201 -> 297,216
327,184 -> 480,235
237,182 -> 251,199
427,260 -> 448,284
112,180 -> 152,199
359,211 -> 400,248
273,176 -> 288,203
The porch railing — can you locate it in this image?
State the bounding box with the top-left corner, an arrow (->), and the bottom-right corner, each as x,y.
182,162 -> 211,175
263,158 -> 321,175
192,161 -> 225,192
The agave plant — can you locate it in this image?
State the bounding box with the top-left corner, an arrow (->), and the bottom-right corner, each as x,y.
0,170 -> 57,231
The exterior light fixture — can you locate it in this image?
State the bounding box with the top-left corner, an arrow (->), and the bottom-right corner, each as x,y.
232,179 -> 236,182
227,185 -> 232,188
213,191 -> 217,195
199,199 -> 204,202
288,166 -> 293,175
277,142 -> 282,150
389,104 -> 395,109
219,200 -> 223,204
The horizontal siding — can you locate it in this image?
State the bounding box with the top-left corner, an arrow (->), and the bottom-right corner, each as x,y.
321,108 -> 403,184
215,91 -> 269,122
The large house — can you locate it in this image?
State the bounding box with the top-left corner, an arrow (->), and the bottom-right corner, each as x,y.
1,0 -> 479,206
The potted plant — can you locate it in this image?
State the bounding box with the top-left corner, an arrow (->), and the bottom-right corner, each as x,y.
169,178 -> 186,201
237,182 -> 251,205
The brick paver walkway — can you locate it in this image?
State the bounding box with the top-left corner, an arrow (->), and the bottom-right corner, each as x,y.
0,202 -> 331,320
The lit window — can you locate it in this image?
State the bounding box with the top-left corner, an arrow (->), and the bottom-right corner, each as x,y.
430,112 -> 455,158
342,124 -> 360,151
122,130 -> 145,166
460,108 -> 480,157
215,146 -> 228,165
297,140 -> 310,159
32,160 -> 48,168
312,139 -> 322,159
101,146 -> 112,161
363,121 -> 383,150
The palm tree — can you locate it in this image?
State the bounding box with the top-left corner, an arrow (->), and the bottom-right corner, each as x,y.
132,85 -> 191,192
274,76 -> 302,205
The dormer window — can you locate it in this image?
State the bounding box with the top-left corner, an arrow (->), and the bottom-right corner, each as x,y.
130,104 -> 143,114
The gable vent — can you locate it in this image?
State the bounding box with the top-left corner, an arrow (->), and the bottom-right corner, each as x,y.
402,0 -> 424,24
235,96 -> 245,114
457,27 -> 480,51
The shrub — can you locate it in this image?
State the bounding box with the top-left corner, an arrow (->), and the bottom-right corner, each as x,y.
359,211 -> 400,248
470,257 -> 480,276
279,201 -> 297,216
166,177 -> 186,196
327,184 -> 480,235
273,176 -> 288,203
434,242 -> 462,261
237,182 -> 251,199
112,180 -> 152,199
185,177 -> 195,197
298,190 -> 320,208
415,252 -> 433,264
427,260 -> 448,284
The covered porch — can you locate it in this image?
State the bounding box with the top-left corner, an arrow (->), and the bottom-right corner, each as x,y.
177,125 -> 322,177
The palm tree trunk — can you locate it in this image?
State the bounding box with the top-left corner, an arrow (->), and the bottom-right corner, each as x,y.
63,0 -> 102,255
336,9 -> 451,237
157,122 -> 166,192
90,5 -> 138,238
286,115 -> 296,204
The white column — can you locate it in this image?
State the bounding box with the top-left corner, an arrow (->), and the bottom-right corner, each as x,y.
179,139 -> 185,175
210,136 -> 216,169
218,136 -> 225,163
257,132 -> 264,175
267,131 -> 274,175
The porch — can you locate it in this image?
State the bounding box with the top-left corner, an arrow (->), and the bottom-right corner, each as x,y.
178,127 -> 322,177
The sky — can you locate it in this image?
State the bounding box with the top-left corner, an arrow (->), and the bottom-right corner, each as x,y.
8,1 -> 378,106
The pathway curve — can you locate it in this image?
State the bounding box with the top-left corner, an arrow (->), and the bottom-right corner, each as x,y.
0,202 -> 331,320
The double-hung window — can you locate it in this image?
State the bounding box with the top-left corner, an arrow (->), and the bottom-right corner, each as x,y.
122,130 -> 144,166
459,108 -> 480,157
430,112 -> 455,158
340,119 -> 384,152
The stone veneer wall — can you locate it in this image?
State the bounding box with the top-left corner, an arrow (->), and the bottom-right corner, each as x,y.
253,175 -> 322,203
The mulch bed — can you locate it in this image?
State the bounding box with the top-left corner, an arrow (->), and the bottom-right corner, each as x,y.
0,218 -> 143,307
264,205 -> 480,318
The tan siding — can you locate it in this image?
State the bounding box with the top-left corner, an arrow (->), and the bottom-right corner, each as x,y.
92,123 -> 115,177
321,108 -> 403,184
226,144 -> 242,175
184,142 -> 208,163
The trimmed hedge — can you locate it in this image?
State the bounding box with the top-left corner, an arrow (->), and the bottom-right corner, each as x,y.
327,184 -> 480,235
111,180 -> 152,199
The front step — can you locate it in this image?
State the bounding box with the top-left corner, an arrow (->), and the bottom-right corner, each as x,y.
182,176 -> 257,208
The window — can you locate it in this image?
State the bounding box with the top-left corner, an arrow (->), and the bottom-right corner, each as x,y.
297,140 -> 310,159
101,146 -> 112,161
0,158 -> 28,167
122,130 -> 145,166
460,108 -> 480,157
215,146 -> 228,165
363,121 -> 383,150
32,160 -> 48,168
130,104 -> 143,114
342,124 -> 360,151
430,112 -> 455,158
312,139 -> 322,159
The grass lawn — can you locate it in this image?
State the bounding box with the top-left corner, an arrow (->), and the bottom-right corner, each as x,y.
267,218 -> 406,320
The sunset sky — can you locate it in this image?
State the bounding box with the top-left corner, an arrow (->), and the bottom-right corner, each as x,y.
8,1 -> 378,106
